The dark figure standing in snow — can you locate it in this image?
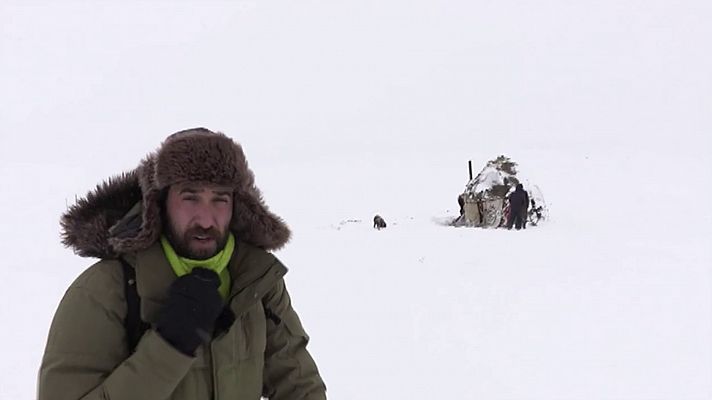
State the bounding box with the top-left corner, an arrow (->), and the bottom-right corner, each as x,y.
507,183 -> 529,230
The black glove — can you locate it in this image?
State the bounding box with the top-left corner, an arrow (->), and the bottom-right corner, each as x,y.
155,268 -> 224,356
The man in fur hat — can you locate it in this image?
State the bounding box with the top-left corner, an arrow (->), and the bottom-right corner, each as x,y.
38,128 -> 327,399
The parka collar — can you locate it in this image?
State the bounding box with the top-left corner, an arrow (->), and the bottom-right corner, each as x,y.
132,240 -> 287,323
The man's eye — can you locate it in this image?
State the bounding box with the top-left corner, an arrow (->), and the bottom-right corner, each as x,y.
182,196 -> 198,202
214,198 -> 230,203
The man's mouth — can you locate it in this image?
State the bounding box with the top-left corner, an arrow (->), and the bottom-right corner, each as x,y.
192,235 -> 215,242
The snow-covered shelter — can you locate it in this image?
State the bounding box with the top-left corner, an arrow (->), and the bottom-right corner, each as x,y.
454,155 -> 547,228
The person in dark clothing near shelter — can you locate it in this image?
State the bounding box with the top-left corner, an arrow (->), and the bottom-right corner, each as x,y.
507,183 -> 530,230
458,193 -> 465,216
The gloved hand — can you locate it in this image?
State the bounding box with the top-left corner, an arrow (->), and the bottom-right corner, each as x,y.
155,268 -> 224,356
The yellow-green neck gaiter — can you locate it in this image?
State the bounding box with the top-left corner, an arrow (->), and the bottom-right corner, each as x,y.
160,233 -> 234,299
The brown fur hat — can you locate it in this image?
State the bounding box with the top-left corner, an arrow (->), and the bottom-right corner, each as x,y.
61,128 -> 291,258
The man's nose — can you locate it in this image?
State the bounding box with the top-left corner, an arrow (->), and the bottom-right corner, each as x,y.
193,204 -> 216,229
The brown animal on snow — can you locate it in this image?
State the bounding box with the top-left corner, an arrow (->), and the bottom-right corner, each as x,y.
373,215 -> 387,230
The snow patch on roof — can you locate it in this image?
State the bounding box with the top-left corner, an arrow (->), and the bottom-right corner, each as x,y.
464,155 -> 520,200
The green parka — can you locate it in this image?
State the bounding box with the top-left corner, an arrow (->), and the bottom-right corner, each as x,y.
39,240 -> 326,400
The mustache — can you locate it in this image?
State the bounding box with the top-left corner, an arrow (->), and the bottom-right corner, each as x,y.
185,226 -> 221,240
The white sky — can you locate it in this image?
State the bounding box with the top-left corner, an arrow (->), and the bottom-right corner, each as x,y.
2,0 -> 710,165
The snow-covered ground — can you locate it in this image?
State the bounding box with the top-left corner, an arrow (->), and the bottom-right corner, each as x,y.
1,1 -> 711,399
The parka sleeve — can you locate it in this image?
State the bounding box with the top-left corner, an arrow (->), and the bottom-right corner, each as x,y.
38,261 -> 194,400
262,278 -> 327,400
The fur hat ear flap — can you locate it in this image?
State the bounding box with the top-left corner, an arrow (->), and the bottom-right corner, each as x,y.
230,186 -> 291,251
107,155 -> 163,255
60,171 -> 142,258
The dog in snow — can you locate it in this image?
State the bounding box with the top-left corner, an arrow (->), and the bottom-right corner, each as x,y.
373,215 -> 387,230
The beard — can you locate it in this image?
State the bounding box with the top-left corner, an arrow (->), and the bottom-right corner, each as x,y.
163,222 -> 230,260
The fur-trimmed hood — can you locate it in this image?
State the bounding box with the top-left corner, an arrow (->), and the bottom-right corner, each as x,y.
61,128 -> 291,258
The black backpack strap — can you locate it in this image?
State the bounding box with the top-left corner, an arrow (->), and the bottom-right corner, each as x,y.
119,258 -> 150,353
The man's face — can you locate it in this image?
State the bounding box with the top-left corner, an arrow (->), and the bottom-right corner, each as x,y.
164,182 -> 233,260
